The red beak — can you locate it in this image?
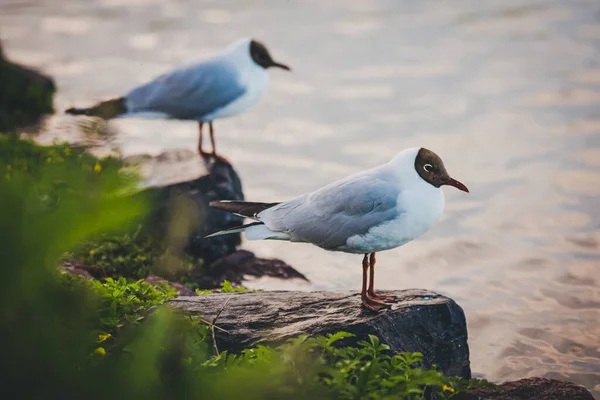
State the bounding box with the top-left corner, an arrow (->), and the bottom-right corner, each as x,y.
271,61 -> 291,71
444,178 -> 469,193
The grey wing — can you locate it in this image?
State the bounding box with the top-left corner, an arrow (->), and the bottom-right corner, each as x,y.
258,173 -> 401,249
125,59 -> 246,120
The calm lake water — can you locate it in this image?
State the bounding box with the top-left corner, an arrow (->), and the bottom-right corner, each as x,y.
2,0 -> 600,395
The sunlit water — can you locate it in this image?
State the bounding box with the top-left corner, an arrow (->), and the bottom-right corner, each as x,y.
2,0 -> 600,395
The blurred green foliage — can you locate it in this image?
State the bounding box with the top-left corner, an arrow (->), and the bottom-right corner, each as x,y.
0,138 -> 493,399
0,135 -> 132,191
0,137 -> 199,281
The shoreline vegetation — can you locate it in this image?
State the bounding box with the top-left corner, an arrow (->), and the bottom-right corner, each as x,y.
0,137 -> 491,399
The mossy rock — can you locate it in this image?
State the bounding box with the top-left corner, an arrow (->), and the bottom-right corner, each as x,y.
0,41 -> 56,133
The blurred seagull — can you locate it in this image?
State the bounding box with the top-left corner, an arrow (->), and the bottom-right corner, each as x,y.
206,147 -> 469,311
65,38 -> 290,156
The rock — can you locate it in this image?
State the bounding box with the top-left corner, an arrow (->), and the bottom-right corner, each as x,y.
455,377 -> 594,400
127,149 -> 209,190
169,289 -> 471,378
60,263 -> 94,280
144,155 -> 245,264
140,155 -> 309,286
0,40 -> 56,133
144,275 -> 196,296
194,249 -> 309,289
64,151 -> 308,288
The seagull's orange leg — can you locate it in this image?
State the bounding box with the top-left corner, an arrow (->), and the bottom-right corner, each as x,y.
367,252 -> 396,303
361,253 -> 388,311
198,121 -> 208,156
209,121 -> 217,155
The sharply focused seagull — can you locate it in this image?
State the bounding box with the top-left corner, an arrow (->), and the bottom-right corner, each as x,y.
66,38 -> 290,156
206,147 -> 469,311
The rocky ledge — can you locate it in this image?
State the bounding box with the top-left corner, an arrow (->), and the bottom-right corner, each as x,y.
456,377 -> 594,400
169,289 -> 471,378
170,290 -> 596,399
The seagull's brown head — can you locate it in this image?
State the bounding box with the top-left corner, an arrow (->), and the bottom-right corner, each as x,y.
414,148 -> 469,193
249,39 -> 291,71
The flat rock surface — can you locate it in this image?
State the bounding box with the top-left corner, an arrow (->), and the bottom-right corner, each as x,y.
455,377 -> 594,400
169,289 -> 471,378
125,149 -> 209,189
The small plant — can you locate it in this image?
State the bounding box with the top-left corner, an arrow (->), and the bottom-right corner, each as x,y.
195,280 -> 260,295
86,277 -> 177,331
311,333 -> 455,399
59,272 -> 178,356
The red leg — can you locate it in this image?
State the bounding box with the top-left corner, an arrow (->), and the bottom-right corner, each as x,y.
198,122 -> 208,156
367,252 -> 396,303
361,254 -> 388,311
209,121 -> 217,155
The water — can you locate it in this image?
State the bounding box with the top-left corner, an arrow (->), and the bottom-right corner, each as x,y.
2,0 -> 600,395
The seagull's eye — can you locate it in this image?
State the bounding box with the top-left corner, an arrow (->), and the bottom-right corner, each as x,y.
423,164 -> 433,173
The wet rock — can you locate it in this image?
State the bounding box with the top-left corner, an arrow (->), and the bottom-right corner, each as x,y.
169,289 -> 471,378
144,275 -> 196,296
0,40 -> 56,132
144,155 -> 245,265
455,377 -> 594,400
195,249 -> 309,289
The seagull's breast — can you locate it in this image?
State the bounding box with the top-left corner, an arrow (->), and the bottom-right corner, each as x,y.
206,65 -> 269,120
343,183 -> 445,253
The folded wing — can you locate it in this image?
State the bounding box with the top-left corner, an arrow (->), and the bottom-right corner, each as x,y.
258,170 -> 401,250
125,59 -> 246,120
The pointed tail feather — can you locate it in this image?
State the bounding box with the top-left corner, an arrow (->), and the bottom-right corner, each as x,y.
205,222 -> 291,241
65,97 -> 127,119
204,222 -> 263,238
209,200 -> 280,219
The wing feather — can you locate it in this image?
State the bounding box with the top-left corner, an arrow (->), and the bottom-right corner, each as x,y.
258,168 -> 401,250
125,58 -> 246,120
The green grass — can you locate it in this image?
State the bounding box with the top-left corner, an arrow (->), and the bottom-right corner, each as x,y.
71,229 -> 199,281
0,136 -> 124,179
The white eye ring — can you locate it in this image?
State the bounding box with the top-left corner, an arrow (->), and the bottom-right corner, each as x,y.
423,164 -> 433,173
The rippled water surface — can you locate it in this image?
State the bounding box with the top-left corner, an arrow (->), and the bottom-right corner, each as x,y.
2,0 -> 600,395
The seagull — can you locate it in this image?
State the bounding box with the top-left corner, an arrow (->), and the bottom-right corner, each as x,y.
206,147 -> 469,311
65,38 -> 290,156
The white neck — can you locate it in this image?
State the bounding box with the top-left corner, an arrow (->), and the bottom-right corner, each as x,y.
221,38 -> 269,84
387,147 -> 423,186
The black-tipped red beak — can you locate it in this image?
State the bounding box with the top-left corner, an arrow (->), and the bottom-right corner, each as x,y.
444,178 -> 469,193
271,61 -> 291,71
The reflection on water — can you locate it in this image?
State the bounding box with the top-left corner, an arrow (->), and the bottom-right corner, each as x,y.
2,0 -> 599,396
